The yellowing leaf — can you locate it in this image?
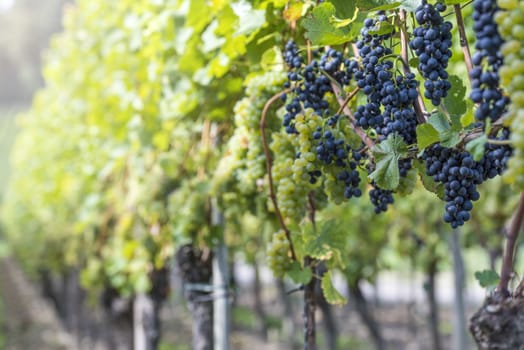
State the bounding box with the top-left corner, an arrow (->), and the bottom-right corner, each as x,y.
284,2 -> 304,21
321,271 -> 347,305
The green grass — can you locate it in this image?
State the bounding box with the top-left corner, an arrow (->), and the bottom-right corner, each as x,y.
232,305 -> 258,329
158,342 -> 190,350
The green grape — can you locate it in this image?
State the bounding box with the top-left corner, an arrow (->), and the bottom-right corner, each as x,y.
270,129 -> 310,222
267,229 -> 293,278
213,70 -> 286,201
497,3 -> 524,188
291,110 -> 323,184
168,179 -> 208,238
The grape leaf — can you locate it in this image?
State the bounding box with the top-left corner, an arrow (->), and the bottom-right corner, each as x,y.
369,133 -> 409,190
416,123 -> 440,151
427,113 -> 460,148
474,269 -> 499,291
302,3 -> 353,45
321,271 -> 347,305
461,101 -> 475,127
283,2 -> 304,21
428,112 -> 450,134
370,154 -> 400,190
409,57 -> 419,68
466,134 -> 487,161
288,261 -> 313,284
444,74 -> 467,130
303,220 -> 345,268
414,159 -> 445,200
231,2 -> 266,36
327,0 -> 356,18
440,130 -> 461,148
367,21 -> 395,36
444,0 -> 469,4
356,0 -> 401,11
400,0 -> 423,11
397,167 -> 418,196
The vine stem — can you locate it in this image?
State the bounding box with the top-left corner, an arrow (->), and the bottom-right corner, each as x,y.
329,82 -> 375,150
304,193 -> 317,350
497,192 -> 524,297
486,139 -> 512,145
335,87 -> 360,116
399,9 -> 428,124
304,256 -> 317,350
454,4 -> 473,78
260,89 -> 297,261
307,40 -> 312,64
460,118 -> 506,145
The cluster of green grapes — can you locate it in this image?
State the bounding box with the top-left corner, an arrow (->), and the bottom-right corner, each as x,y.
290,109 -> 324,184
270,129 -> 311,222
168,179 -> 209,240
213,71 -> 286,197
497,0 -> 524,188
267,229 -> 293,278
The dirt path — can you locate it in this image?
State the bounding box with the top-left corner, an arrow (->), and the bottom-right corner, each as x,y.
0,258 -> 74,350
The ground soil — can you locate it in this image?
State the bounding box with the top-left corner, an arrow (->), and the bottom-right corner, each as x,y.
0,258 -> 480,350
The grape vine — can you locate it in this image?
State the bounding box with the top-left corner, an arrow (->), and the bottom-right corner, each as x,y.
2,2 -> 524,348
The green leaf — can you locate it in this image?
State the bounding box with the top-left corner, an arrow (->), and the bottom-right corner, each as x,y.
321,271 -> 347,305
370,153 -> 400,190
444,75 -> 467,130
416,123 -> 440,151
231,2 -> 266,36
356,0 -> 401,11
440,130 -> 461,148
461,101 -> 475,127
260,47 -> 284,71
474,269 -> 499,290
288,261 -> 312,284
400,0 -> 423,11
302,3 -> 353,45
409,57 -> 419,68
444,0 -> 469,4
414,159 -> 445,200
367,21 -> 395,36
466,134 -> 487,161
369,133 -> 409,190
327,0 -> 357,18
427,113 -> 460,148
330,8 -> 360,29
428,112 -> 451,134
397,167 -> 417,196
303,220 -> 345,268
283,2 -> 305,22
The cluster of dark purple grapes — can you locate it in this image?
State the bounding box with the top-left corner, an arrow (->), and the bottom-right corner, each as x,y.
283,41 -> 364,200
354,16 -> 420,144
353,14 -> 421,212
319,48 -> 359,86
422,145 -> 482,228
354,15 -> 394,133
314,129 -> 347,165
338,167 -> 363,199
369,183 -> 394,214
479,128 -> 513,179
410,2 -> 453,106
278,5 -> 514,224
470,0 -> 508,122
282,42 -> 356,134
423,128 -> 511,228
312,117 -> 363,198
